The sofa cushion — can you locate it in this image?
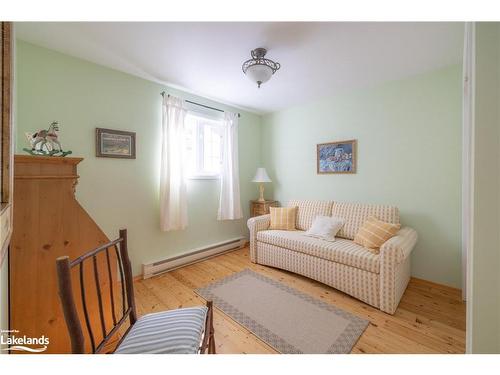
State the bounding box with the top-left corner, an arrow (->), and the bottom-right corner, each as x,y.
256,230 -> 380,273
287,200 -> 334,231
332,202 -> 400,240
269,206 -> 297,230
305,215 -> 345,242
354,216 -> 401,252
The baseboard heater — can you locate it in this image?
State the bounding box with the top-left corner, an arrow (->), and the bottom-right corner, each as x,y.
142,237 -> 247,279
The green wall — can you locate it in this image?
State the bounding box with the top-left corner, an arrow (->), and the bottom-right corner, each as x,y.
15,41 -> 262,276
261,65 -> 462,288
470,22 -> 500,354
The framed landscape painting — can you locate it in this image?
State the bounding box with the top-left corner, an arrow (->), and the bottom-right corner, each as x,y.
317,139 -> 357,174
96,128 -> 136,159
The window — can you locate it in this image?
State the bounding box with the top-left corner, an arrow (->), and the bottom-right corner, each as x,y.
185,113 -> 223,178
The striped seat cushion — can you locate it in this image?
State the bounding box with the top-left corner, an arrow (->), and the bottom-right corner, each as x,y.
257,230 -> 380,273
115,306 -> 208,354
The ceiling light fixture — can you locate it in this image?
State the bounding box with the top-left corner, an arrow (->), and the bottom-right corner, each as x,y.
242,48 -> 280,88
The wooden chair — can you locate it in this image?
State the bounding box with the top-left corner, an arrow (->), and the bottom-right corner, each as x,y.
56,229 -> 216,354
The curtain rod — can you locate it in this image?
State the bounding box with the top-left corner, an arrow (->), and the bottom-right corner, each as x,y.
161,91 -> 241,118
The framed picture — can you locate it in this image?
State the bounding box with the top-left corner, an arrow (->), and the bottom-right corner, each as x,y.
96,128 -> 136,159
317,139 -> 357,174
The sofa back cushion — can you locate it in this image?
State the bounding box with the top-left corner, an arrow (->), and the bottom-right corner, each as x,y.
287,200 -> 334,230
332,201 -> 400,240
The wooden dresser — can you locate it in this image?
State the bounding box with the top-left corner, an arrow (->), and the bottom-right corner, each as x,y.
10,155 -> 117,353
250,200 -> 278,217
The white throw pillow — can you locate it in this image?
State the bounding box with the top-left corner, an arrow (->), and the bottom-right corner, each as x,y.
305,216 -> 345,242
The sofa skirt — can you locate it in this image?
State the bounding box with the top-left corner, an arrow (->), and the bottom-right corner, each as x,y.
256,242 -> 380,309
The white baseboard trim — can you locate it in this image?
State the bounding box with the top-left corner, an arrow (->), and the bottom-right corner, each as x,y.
142,237 -> 247,279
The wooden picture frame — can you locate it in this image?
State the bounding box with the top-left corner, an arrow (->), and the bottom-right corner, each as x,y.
96,128 -> 136,159
317,139 -> 357,174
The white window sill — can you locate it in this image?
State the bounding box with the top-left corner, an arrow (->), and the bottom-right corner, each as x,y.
188,175 -> 220,180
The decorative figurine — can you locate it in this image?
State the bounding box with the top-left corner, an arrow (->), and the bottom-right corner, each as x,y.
23,121 -> 72,157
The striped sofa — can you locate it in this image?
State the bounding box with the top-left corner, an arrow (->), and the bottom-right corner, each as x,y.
247,200 -> 417,314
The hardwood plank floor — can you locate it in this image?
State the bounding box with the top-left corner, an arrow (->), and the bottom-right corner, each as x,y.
134,247 -> 466,354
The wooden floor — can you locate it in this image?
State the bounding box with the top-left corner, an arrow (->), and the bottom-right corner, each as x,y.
134,247 -> 466,354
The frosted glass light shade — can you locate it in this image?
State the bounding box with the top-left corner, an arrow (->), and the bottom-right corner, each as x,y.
245,64 -> 273,87
252,167 -> 272,183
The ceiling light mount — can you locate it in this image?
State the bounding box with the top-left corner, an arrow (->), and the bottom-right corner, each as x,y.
242,48 -> 280,88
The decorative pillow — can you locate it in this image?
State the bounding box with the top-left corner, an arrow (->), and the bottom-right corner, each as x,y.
304,216 -> 345,242
269,207 -> 297,230
354,216 -> 401,252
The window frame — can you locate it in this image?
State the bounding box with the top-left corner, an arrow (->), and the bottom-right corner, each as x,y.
185,111 -> 224,180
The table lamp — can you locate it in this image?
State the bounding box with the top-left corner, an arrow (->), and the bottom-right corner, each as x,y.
252,167 -> 272,202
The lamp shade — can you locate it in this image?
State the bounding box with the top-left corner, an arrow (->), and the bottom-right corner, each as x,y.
244,64 -> 273,87
252,167 -> 272,183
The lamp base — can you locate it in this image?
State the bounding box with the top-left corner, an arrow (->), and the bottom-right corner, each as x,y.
258,183 -> 265,202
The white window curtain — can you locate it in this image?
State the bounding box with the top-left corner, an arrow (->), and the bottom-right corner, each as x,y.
218,112 -> 243,220
160,95 -> 188,231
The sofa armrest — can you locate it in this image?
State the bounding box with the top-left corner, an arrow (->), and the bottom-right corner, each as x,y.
380,227 -> 418,263
247,214 -> 271,232
247,214 -> 271,262
379,226 -> 417,314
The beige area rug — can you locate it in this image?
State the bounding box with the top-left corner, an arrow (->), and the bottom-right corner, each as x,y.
195,269 -> 369,354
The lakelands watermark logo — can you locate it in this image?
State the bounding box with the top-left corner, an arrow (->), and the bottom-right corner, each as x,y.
1,329 -> 49,353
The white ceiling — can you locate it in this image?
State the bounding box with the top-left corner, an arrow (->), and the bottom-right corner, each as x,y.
15,22 -> 463,114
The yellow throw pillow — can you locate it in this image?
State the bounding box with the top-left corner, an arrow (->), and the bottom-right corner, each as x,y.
269,207 -> 297,230
354,216 -> 401,253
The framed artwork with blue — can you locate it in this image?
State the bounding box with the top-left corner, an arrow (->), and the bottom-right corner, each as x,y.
317,139 -> 357,174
